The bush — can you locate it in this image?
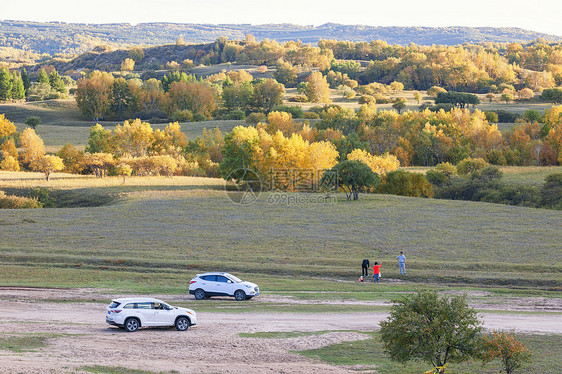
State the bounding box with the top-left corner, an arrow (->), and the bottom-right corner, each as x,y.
171,109 -> 193,122
227,110 -> 246,120
0,191 -> 43,209
192,113 -> 206,122
288,95 -> 308,103
457,158 -> 488,175
484,111 -> 499,123
272,105 -> 304,118
303,111 -> 320,120
425,169 -> 449,187
522,109 -> 542,122
29,187 -> 56,208
245,112 -> 266,124
379,170 -> 433,197
494,110 -> 521,123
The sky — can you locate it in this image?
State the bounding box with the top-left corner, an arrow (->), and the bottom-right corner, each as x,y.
2,0 -> 562,36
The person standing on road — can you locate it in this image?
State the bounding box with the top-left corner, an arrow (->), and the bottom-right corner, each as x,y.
373,262 -> 382,283
361,259 -> 370,276
397,251 -> 406,275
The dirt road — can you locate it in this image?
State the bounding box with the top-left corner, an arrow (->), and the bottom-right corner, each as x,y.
0,288 -> 560,373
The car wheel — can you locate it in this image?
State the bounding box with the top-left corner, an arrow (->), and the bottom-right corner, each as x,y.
234,289 -> 246,301
124,318 -> 140,332
175,317 -> 190,331
194,288 -> 206,300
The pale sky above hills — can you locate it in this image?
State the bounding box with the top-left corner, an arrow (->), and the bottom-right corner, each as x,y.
3,0 -> 562,37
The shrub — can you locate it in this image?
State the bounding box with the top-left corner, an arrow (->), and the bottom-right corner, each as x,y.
484,111 -> 499,123
457,158 -> 488,175
541,173 -> 562,209
0,191 -> 43,209
494,110 -> 521,123
171,110 -> 193,122
29,187 -> 56,208
288,95 -> 308,103
245,112 -> 266,124
425,169 -> 449,187
192,113 -> 206,122
522,109 -> 542,122
227,110 -> 246,120
379,170 -> 433,197
303,111 -> 320,120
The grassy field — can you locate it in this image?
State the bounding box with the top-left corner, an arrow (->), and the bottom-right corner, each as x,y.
0,178 -> 560,292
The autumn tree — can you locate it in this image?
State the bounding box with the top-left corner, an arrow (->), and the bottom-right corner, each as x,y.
75,71 -> 114,121
392,97 -> 407,113
252,79 -> 285,113
128,46 -> 144,62
84,152 -> 114,177
481,330 -> 531,374
414,92 -> 422,103
0,114 -> 17,138
30,155 -> 64,181
112,119 -> 154,157
20,128 -> 45,166
347,149 -> 400,175
56,143 -> 86,174
305,72 -> 331,103
166,81 -> 217,118
121,58 -> 135,72
111,77 -> 140,120
274,60 -> 298,86
0,155 -> 19,171
115,162 -> 132,182
380,291 -> 482,371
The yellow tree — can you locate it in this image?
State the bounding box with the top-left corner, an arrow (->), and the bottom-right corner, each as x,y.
1,138 -> 18,159
112,119 -> 154,157
30,155 -> 64,181
84,152 -> 114,177
0,114 -> 17,138
115,162 -> 132,183
121,58 -> 135,72
20,128 -> 45,166
481,330 -> 532,374
348,148 -> 400,175
75,71 -> 114,121
0,155 -> 19,171
305,71 -> 331,103
152,122 -> 188,154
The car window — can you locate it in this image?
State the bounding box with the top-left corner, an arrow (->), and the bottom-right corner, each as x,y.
123,303 -> 136,309
109,301 -> 121,308
136,302 -> 152,309
216,276 -> 230,283
203,275 -> 217,282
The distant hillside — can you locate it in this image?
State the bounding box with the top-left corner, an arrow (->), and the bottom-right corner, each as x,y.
1,20 -> 561,55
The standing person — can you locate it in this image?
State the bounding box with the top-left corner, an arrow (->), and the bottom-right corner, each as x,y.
397,251 -> 406,275
361,259 -> 370,277
373,262 -> 382,283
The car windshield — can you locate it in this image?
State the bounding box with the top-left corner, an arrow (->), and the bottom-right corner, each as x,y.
228,274 -> 243,283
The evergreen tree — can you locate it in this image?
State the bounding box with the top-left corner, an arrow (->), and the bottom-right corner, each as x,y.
21,68 -> 31,92
49,71 -> 66,93
0,68 -> 13,101
11,73 -> 25,100
37,69 -> 49,84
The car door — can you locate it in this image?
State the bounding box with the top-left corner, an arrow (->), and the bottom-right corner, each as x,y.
135,302 -> 156,326
201,274 -> 220,296
215,275 -> 235,296
151,302 -> 176,326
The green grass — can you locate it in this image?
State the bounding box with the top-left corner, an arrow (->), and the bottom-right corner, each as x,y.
0,191 -> 560,296
80,366 -> 179,374
0,333 -> 56,352
297,331 -> 562,374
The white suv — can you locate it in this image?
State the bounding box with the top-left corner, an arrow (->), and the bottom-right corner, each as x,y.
189,272 -> 259,301
106,297 -> 197,332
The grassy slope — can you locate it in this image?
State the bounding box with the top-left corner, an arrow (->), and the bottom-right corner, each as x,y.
0,188 -> 560,291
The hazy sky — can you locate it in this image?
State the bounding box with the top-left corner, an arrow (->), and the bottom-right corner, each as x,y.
3,0 -> 562,36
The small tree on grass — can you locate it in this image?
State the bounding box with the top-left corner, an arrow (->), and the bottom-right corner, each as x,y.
115,163 -> 132,183
380,291 -> 482,373
330,160 -> 379,201
392,97 -> 407,113
481,330 -> 531,374
24,116 -> 42,129
30,155 -> 64,181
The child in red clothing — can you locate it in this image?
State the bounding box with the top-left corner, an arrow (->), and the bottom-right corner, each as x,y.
373,262 -> 382,283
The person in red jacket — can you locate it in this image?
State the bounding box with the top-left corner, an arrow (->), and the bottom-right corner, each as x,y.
373,262 -> 382,283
